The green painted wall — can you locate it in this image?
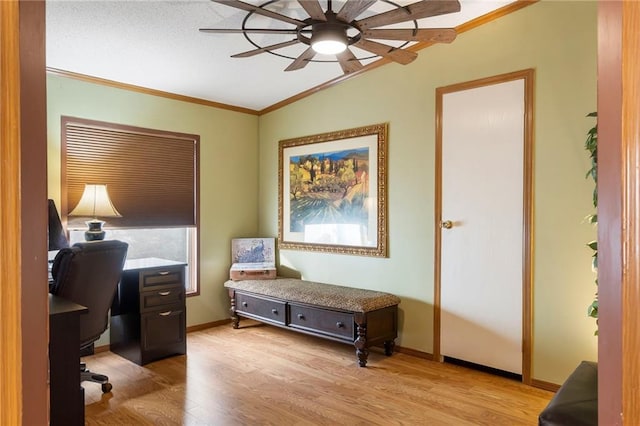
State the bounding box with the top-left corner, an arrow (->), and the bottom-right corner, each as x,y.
47,74 -> 260,336
46,1 -> 597,386
257,1 -> 597,385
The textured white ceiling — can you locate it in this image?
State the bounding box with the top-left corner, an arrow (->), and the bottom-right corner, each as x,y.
46,0 -> 515,111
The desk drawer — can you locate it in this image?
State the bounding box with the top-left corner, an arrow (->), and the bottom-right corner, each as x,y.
141,286 -> 184,313
140,267 -> 183,290
235,292 -> 286,325
289,304 -> 354,340
142,308 -> 186,356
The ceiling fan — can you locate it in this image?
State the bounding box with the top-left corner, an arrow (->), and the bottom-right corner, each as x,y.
200,0 -> 461,74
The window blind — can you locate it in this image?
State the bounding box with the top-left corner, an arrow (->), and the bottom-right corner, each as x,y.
62,116 -> 199,228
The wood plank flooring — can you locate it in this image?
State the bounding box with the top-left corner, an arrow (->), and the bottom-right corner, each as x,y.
83,322 -> 553,425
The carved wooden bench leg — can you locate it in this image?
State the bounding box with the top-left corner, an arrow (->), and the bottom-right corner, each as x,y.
354,317 -> 368,367
229,289 -> 240,329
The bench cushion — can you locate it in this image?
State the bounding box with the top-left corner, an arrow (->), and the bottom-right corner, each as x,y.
224,278 -> 400,313
538,361 -> 598,426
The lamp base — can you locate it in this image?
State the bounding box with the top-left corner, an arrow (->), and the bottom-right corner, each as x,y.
85,220 -> 106,241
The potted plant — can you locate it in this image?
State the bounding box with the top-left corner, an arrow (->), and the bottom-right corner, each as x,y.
585,112 -> 598,332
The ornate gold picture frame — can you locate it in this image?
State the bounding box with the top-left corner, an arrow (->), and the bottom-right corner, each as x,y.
278,123 -> 388,257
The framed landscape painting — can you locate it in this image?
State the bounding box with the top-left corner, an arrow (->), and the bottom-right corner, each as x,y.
278,123 -> 388,257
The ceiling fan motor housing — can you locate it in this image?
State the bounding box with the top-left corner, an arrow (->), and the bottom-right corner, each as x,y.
310,21 -> 350,54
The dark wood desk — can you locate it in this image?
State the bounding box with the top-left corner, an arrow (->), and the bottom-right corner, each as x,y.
49,294 -> 87,426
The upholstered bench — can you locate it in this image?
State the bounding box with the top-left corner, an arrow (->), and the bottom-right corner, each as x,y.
538,361 -> 598,425
224,278 -> 401,367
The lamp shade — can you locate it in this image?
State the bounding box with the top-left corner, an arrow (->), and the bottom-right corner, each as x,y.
69,184 -> 122,218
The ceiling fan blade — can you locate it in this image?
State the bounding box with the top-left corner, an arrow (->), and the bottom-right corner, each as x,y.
356,0 -> 461,30
231,39 -> 300,58
298,0 -> 326,21
336,0 -> 376,23
354,38 -> 417,65
284,47 -> 316,71
362,28 -> 457,43
211,0 -> 306,27
199,28 -> 299,35
336,48 -> 364,74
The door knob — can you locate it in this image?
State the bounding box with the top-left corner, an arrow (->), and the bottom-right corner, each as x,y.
441,220 -> 453,229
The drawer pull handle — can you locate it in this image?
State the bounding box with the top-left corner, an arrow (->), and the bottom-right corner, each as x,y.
271,308 -> 278,315
158,271 -> 170,276
242,301 -> 248,307
297,313 -> 305,320
158,291 -> 171,296
159,311 -> 172,316
336,322 -> 344,328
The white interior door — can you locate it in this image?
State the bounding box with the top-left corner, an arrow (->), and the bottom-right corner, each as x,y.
440,78 -> 525,374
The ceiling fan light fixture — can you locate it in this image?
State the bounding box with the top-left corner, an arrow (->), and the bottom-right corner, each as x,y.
312,39 -> 347,54
311,24 -> 348,55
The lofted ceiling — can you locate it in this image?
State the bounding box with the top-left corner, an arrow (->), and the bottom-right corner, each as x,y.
46,0 -> 517,112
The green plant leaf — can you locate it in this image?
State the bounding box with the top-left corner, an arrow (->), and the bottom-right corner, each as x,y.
585,112 -> 598,330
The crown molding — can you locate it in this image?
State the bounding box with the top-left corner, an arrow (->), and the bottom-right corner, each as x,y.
259,0 -> 538,115
46,67 -> 260,116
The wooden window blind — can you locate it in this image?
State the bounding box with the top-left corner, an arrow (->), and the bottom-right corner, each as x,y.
62,116 -> 199,228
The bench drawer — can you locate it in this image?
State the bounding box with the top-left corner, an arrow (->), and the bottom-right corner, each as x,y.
235,292 -> 286,325
289,304 -> 354,340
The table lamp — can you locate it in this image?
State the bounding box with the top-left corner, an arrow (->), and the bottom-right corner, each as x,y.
68,184 -> 122,241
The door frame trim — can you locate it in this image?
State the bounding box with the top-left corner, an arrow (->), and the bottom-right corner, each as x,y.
433,68 -> 535,384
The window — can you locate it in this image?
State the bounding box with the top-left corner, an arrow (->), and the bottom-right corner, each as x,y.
62,116 -> 200,294
69,227 -> 198,294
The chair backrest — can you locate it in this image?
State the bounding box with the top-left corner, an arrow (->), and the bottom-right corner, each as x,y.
50,240 -> 128,347
48,199 -> 69,251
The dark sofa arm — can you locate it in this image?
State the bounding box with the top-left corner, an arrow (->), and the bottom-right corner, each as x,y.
538,361 -> 598,426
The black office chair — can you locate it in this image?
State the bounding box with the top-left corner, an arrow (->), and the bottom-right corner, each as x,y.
50,240 -> 128,393
48,199 -> 69,251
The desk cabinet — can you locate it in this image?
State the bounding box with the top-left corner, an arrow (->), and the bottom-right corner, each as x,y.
110,258 -> 187,365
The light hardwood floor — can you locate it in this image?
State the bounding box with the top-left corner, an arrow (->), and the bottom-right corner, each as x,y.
83,322 -> 553,425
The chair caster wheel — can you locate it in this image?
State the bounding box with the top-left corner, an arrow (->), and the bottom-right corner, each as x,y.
101,382 -> 112,393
